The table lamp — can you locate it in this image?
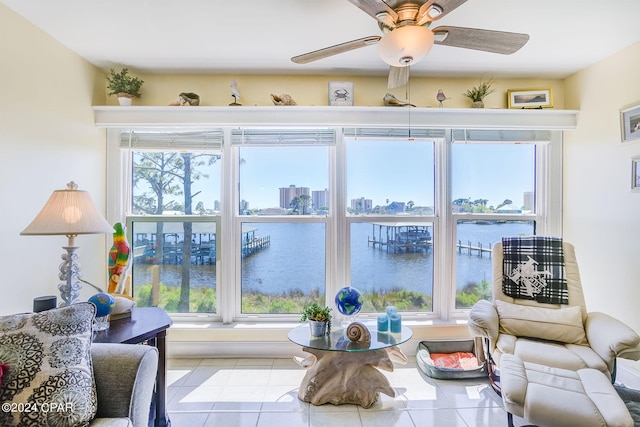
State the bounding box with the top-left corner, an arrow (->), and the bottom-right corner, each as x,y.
21,181 -> 113,306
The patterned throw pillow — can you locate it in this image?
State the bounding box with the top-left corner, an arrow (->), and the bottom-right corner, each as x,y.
0,303 -> 97,427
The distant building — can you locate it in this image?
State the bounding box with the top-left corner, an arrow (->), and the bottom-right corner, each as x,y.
351,197 -> 373,212
239,199 -> 249,213
312,188 -> 329,210
523,191 -> 534,211
279,185 -> 310,209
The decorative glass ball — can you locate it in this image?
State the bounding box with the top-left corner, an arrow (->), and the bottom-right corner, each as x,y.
335,286 -> 363,316
88,293 -> 116,318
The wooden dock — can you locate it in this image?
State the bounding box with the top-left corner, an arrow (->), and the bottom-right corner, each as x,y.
368,223 -> 432,254
457,240 -> 492,258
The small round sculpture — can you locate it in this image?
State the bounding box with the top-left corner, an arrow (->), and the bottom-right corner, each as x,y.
346,322 -> 371,342
88,293 -> 115,318
335,286 -> 363,317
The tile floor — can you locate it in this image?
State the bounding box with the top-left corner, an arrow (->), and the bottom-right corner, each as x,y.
166,356 -> 502,426
165,355 -> 637,427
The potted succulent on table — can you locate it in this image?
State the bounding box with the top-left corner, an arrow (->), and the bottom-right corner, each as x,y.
107,68 -> 144,106
463,79 -> 495,108
301,303 -> 332,337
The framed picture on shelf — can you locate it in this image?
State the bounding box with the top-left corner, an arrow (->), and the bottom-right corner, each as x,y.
620,103 -> 640,143
632,157 -> 640,192
507,88 -> 553,109
328,81 -> 354,106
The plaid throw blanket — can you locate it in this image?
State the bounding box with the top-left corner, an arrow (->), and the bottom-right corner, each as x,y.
502,236 -> 568,304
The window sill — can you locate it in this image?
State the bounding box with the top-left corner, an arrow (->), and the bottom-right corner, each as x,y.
166,319 -> 473,358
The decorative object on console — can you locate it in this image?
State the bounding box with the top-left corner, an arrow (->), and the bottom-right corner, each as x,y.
328,81 -> 354,106
229,80 -> 242,106
270,93 -> 297,105
346,321 -> 371,343
108,222 -> 130,294
377,313 -> 389,331
0,303 -> 97,427
106,68 -> 144,106
21,182 -> 113,306
383,93 -> 415,107
335,285 -> 363,322
168,92 -> 200,106
88,292 -> 115,331
462,79 -> 495,108
301,303 -> 332,336
389,312 -> 402,333
33,295 -> 57,312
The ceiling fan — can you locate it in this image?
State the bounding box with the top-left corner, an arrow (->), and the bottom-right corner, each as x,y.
291,0 -> 529,88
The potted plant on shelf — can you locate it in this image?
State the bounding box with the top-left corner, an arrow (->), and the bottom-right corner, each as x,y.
463,79 -> 495,108
107,68 -> 144,106
300,303 -> 332,337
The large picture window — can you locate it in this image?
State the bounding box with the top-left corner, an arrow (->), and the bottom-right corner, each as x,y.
109,125 -> 559,322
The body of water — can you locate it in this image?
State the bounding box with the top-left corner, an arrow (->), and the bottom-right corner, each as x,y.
133,221 -> 533,296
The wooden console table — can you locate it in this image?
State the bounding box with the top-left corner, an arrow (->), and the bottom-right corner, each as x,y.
93,307 -> 172,427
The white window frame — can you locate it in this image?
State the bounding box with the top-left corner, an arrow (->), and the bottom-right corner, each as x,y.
103,109 -> 565,325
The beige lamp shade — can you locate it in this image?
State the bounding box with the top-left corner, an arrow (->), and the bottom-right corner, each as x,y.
377,25 -> 435,67
21,181 -> 113,237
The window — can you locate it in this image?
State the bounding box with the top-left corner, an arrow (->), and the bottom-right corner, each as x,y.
345,132 -> 436,312
234,129 -> 333,317
450,130 -> 553,310
108,124 -> 560,322
118,130 -> 222,315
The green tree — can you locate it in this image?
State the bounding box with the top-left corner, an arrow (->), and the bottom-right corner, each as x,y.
299,194 -> 311,215
133,151 -> 219,312
289,196 -> 300,214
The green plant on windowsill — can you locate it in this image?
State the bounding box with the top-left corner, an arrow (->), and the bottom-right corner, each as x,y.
106,68 -> 144,99
462,79 -> 495,108
301,303 -> 332,334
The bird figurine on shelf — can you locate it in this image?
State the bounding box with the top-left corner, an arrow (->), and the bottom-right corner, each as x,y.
229,80 -> 241,106
270,93 -> 297,106
107,222 -> 131,294
383,93 -> 415,107
436,89 -> 450,108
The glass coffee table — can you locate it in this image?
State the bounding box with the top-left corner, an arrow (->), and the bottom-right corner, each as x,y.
288,322 -> 412,408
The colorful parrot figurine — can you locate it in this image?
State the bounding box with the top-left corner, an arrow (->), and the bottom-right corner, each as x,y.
108,222 -> 131,294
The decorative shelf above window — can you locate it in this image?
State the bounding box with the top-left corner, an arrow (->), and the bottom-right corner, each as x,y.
93,106 -> 578,130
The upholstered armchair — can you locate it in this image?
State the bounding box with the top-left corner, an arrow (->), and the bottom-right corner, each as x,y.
91,343 -> 159,427
468,239 -> 640,391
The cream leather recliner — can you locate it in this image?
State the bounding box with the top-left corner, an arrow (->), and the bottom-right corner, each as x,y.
468,240 -> 640,392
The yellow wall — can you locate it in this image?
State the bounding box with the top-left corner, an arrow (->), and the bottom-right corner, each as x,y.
0,3 -> 108,314
563,41 -> 640,333
107,72 -> 565,110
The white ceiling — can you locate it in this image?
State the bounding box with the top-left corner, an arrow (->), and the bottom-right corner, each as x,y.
3,0 -> 640,79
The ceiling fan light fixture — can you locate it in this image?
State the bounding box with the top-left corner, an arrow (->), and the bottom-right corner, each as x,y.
377,25 -> 434,67
427,4 -> 443,19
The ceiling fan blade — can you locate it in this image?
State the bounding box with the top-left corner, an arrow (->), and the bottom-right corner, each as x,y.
291,36 -> 381,64
388,66 -> 409,89
432,26 -> 529,54
347,0 -> 398,22
418,0 -> 468,24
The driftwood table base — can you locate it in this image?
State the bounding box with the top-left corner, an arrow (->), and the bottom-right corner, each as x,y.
296,346 -> 408,408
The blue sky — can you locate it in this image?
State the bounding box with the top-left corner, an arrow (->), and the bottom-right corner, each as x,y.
236,141 -> 534,210
139,140 -> 534,211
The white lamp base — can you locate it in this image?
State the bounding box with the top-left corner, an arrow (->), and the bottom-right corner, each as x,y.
57,245 -> 82,306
